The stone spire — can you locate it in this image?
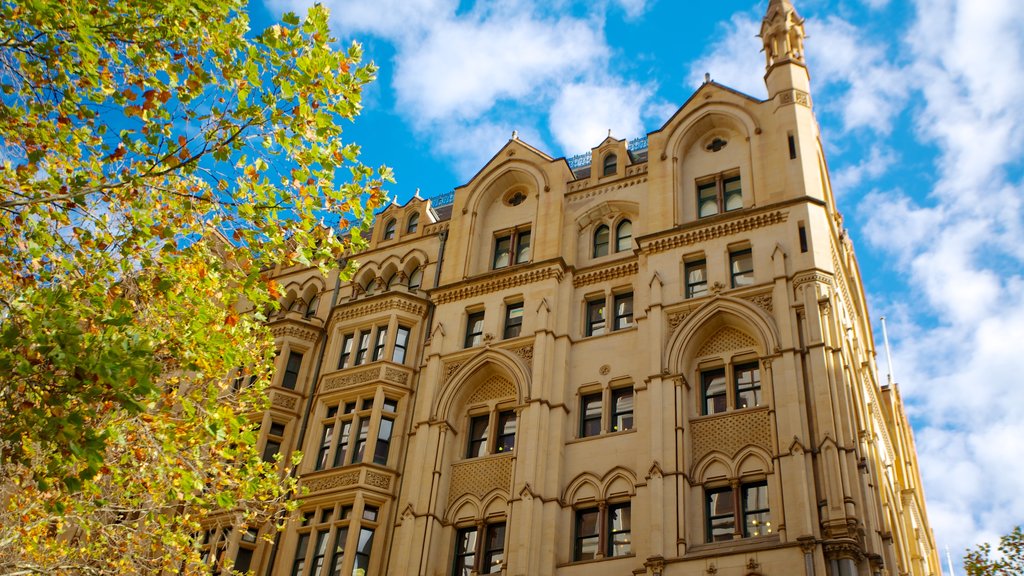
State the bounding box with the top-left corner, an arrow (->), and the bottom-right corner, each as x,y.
759,0 -> 807,71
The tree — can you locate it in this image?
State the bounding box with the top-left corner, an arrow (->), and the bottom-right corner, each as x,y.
965,526 -> 1024,576
0,0 -> 389,573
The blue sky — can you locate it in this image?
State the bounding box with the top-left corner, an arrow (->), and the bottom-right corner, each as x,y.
255,0 -> 1023,568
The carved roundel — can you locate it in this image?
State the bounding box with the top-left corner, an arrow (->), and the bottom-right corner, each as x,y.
503,189 -> 527,207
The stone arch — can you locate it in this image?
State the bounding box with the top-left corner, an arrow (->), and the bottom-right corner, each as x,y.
735,446 -> 774,476
460,162 -> 545,275
462,160 -> 549,219
664,104 -> 759,159
447,495 -> 482,524
563,472 -> 602,505
694,453 -> 734,483
665,296 -> 780,375
601,467 -> 638,500
435,349 -> 531,421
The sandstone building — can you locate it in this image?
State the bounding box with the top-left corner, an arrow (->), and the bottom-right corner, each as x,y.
209,1 -> 942,574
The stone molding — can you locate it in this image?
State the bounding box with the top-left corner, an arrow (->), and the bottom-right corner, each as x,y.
567,169 -> 648,199
302,467 -> 395,494
320,363 -> 412,393
644,211 -> 788,255
335,294 -> 427,322
779,89 -> 811,108
270,322 -> 320,343
432,265 -> 564,305
271,392 -> 298,410
573,260 -> 639,288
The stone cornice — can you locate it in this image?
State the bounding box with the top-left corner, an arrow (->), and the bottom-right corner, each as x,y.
432,264 -> 564,305
642,210 -> 788,255
573,260 -> 639,288
269,321 -> 321,343
333,293 -> 428,323
566,165 -> 648,200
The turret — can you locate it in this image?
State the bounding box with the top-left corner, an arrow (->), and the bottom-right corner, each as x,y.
759,0 -> 810,99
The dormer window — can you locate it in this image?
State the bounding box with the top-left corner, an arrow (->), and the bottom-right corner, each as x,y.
406,212 -> 419,234
383,218 -> 397,240
615,220 -> 632,252
593,225 -> 610,258
602,153 -> 617,176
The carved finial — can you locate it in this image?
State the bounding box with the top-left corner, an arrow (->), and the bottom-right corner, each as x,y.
511,129 -> 518,140
413,188 -> 421,199
704,72 -> 711,84
608,128 -> 612,138
760,0 -> 806,69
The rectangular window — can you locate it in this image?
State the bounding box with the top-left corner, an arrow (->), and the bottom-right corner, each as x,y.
353,419 -> 370,464
281,351 -> 303,390
465,311 -> 485,348
353,528 -> 374,575
327,527 -> 349,576
290,533 -> 310,576
697,181 -> 719,218
574,508 -> 600,561
333,420 -> 352,468
734,362 -> 762,409
723,176 -> 742,210
373,417 -> 394,466
452,523 -> 504,576
788,133 -> 797,159
392,326 -> 410,364
338,334 -> 354,369
580,393 -> 602,438
495,410 -> 516,454
613,292 -> 633,330
482,522 -> 506,574
730,249 -> 754,288
698,174 -> 743,217
607,503 -> 632,557
452,527 -> 478,576
467,415 -> 489,458
586,298 -> 606,337
234,528 -> 258,573
310,530 -> 330,576
514,230 -> 531,264
685,259 -> 708,298
610,387 -> 634,432
706,486 -> 736,542
742,482 -> 771,537
798,224 -> 808,253
702,368 -> 727,415
371,326 -> 388,362
503,302 -> 524,339
316,425 -> 335,471
263,422 -> 286,463
493,235 -> 511,269
354,331 -> 370,365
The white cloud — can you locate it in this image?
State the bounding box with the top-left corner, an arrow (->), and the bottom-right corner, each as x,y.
613,0 -> 649,20
548,82 -> 653,154
686,12 -> 767,99
831,145 -> 898,195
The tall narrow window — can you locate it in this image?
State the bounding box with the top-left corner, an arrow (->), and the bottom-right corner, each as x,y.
613,292 -> 633,330
493,235 -> 511,269
305,293 -> 319,318
406,212 -> 419,234
371,326 -> 388,361
235,528 -> 258,573
310,530 -> 330,576
353,418 -> 371,464
730,249 -> 754,288
743,482 -> 771,537
514,230 -> 531,264
290,533 -> 310,576
392,326 -> 410,364
580,393 -> 602,438
685,259 -> 708,298
263,422 -> 286,463
603,153 -> 617,176
495,410 -> 516,453
615,220 -> 632,252
607,503 -> 632,557
467,415 -> 489,458
452,527 -> 478,576
408,268 -> 423,291
465,311 -> 485,348
338,334 -> 354,369
610,387 -> 634,432
316,423 -> 335,471
374,416 -> 394,466
482,523 -> 506,573
698,181 -> 719,218
355,331 -> 370,365
383,218 -> 396,240
574,508 -> 600,561
706,486 -> 736,542
702,368 -> 727,415
586,298 -> 606,336
593,225 -> 610,258
503,302 -> 524,339
798,224 -> 808,253
723,176 -> 742,211
353,528 -> 374,575
734,362 -> 762,409
281,351 -> 303,390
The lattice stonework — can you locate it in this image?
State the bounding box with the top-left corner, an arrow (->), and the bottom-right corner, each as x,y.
304,470 -> 360,494
691,409 -> 772,464
447,455 -> 513,507
697,327 -> 758,358
467,375 -> 516,405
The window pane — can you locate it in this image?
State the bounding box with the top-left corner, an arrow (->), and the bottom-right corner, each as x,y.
614,293 -> 633,330
515,230 -> 531,264
373,418 -> 394,466
353,528 -> 373,575
465,312 -> 485,348
333,421 -> 351,467
291,533 -> 310,576
574,509 -> 600,561
686,260 -> 708,298
355,332 -> 370,365
504,303 -> 524,339
406,212 -> 419,233
734,362 -> 762,409
317,424 -> 334,470
393,326 -> 410,364
372,326 -> 388,361
328,527 -> 348,576
282,351 -> 303,390
235,546 -> 254,573
724,177 -> 742,211
608,504 -> 632,557
493,235 -> 511,268
408,268 -> 423,291
383,219 -> 396,240
603,153 -> 617,176
615,220 -> 632,252
383,398 -> 398,413
496,410 -> 516,453
731,250 -> 754,288
593,225 -> 610,258
467,415 -> 489,458
353,419 -> 370,464
453,528 -> 478,576
586,300 -> 606,336
707,487 -> 736,542
482,523 -> 506,574
611,388 -> 634,432
338,335 -> 354,369
702,369 -> 727,415
743,482 -> 772,537
698,182 -> 719,218
580,393 -> 602,437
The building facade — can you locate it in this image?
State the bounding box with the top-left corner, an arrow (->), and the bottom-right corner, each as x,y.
215,1 -> 942,575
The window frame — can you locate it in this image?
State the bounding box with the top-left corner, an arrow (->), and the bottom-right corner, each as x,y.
572,501 -> 633,562
606,502 -> 632,557
392,326 -> 410,365
602,153 -> 617,176
451,522 -> 506,576
465,310 -> 485,348
609,387 -> 634,433
585,297 -> 606,337
503,301 -> 524,339
291,501 -> 379,576
579,392 -> 602,438
316,394 -> 399,470
592,224 -> 610,258
685,259 -> 708,298
733,361 -> 762,410
573,507 -> 600,562
729,248 -> 754,288
383,218 -> 397,240
492,227 -> 531,269
464,406 -> 517,459
612,292 -> 633,331
406,212 -> 419,234
704,480 -> 772,543
615,219 -> 632,253
696,172 -> 743,219
262,421 -> 286,463
281,350 -> 304,390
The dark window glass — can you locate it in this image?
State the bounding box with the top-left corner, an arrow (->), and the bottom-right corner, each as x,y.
353,528 -> 374,575
702,368 -> 727,415
373,417 -> 394,466
263,422 -> 285,463
305,294 -> 320,318
311,530 -> 329,576
282,351 -> 303,390
743,482 -> 771,537
685,260 -> 708,298
586,299 -> 606,336
613,292 -> 633,330
495,410 -> 516,454
467,415 -> 489,458
734,362 -> 762,409
338,334 -> 354,369
593,225 -> 610,258
580,393 -> 602,438
574,509 -> 600,561
406,212 -> 419,233
607,503 -> 631,557
799,224 -> 808,253
316,424 -> 334,470
355,331 -> 370,365
393,326 -> 410,364
452,527 -> 477,576
515,230 -> 531,264
503,302 -> 524,339
482,523 -> 505,574
290,533 -> 310,576
372,326 -> 388,361
383,398 -> 398,413
707,486 -> 736,542
362,506 -> 379,522
327,527 -> 348,576
730,249 -> 754,288
353,419 -> 370,464
611,387 -> 634,432
698,181 -> 719,218
603,153 -> 617,176
465,311 -> 485,348
493,235 -> 511,269
615,220 -> 632,252
235,545 -> 255,573
383,218 -> 396,240
333,420 -> 352,467
408,268 -> 423,291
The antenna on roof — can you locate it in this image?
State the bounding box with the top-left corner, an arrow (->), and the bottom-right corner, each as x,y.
880,316 -> 895,387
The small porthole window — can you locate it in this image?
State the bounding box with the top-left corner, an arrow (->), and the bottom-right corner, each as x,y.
504,190 -> 527,207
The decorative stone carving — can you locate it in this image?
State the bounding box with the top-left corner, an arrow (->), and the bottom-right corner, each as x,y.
691,408 -> 772,464
467,375 -> 516,405
667,308 -> 694,329
443,360 -> 465,383
566,170 -> 648,198
573,261 -> 639,288
447,455 -> 514,507
270,323 -> 319,343
383,367 -> 409,385
365,471 -> 391,490
745,293 -> 774,314
321,366 -> 378,392
304,470 -> 360,493
644,211 -> 787,255
336,295 -> 427,321
511,345 -> 533,369
271,392 -> 297,410
696,327 -> 758,358
599,364 -> 611,376
433,266 -> 564,305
